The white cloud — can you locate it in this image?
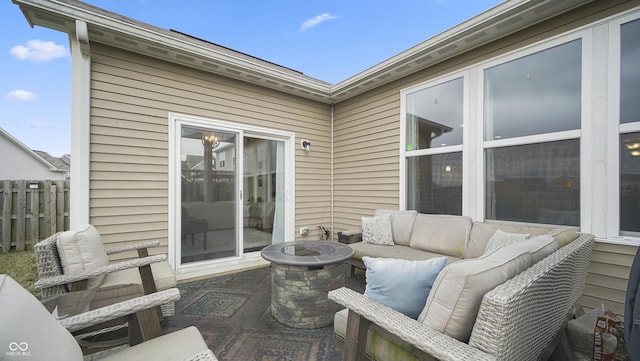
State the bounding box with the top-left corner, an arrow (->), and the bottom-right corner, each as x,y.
6,90 -> 37,101
10,40 -> 68,62
300,13 -> 338,32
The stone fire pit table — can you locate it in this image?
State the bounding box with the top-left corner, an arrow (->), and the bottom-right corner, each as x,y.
261,241 -> 354,329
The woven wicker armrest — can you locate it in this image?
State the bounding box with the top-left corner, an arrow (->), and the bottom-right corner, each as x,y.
34,254 -> 167,289
60,287 -> 180,332
105,240 -> 161,255
328,287 -> 495,361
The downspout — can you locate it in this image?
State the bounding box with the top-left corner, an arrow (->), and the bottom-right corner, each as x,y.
330,103 -> 334,240
69,20 -> 91,227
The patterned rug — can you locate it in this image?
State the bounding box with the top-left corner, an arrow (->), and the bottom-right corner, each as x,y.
162,266 -> 366,361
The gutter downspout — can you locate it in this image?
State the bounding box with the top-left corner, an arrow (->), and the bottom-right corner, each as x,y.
330,103 -> 334,240
69,20 -> 91,227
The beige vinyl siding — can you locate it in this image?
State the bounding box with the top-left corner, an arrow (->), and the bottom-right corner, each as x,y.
582,243 -> 637,316
88,43 -> 330,257
332,0 -> 640,310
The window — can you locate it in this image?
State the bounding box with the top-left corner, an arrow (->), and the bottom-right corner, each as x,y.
483,40 -> 582,226
486,140 -> 580,225
483,40 -> 582,141
620,18 -> 640,235
404,77 -> 464,214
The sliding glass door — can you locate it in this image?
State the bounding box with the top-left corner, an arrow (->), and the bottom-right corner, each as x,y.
180,125 -> 239,263
172,116 -> 292,269
242,137 -> 285,253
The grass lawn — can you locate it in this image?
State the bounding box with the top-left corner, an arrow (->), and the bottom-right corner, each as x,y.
0,248 -> 38,296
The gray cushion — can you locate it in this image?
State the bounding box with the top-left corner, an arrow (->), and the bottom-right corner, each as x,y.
99,326 -> 210,361
56,224 -> 109,288
0,274 -> 83,361
374,210 -> 418,246
349,242 -> 462,264
101,261 -> 177,290
418,245 -> 533,342
409,214 -> 472,257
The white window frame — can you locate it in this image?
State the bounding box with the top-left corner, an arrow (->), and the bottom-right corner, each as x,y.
168,112 -> 296,274
477,31 -> 587,225
608,10 -> 640,242
400,71 -> 470,214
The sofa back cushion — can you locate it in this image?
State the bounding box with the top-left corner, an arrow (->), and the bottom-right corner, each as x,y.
417,244 -> 533,342
374,210 -> 418,246
465,222 -> 553,259
509,234 -> 558,263
56,224 -> 109,289
409,214 -> 472,257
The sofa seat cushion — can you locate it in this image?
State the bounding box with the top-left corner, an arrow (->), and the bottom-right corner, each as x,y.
100,261 -> 177,291
335,308 -> 421,361
373,210 -> 418,246
349,243 -> 462,264
418,244 -> 534,342
56,224 -> 109,289
409,214 -> 472,257
363,256 -> 448,319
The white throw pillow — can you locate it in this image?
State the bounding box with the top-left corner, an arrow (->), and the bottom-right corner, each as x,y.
483,229 -> 529,255
362,214 -> 394,245
364,256 -> 448,319
418,245 -> 533,342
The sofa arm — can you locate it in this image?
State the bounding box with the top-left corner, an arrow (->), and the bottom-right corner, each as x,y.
328,287 -> 495,361
106,240 -> 161,255
34,254 -> 167,290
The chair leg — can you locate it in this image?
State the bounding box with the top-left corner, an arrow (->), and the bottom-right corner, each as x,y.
128,307 -> 162,346
343,310 -> 370,361
137,249 -> 163,321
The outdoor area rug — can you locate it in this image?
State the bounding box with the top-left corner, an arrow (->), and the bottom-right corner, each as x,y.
161,265 -> 365,361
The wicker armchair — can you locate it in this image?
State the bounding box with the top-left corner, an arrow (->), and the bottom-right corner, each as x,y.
329,233 -> 595,361
1,274 -> 217,361
34,224 -> 177,318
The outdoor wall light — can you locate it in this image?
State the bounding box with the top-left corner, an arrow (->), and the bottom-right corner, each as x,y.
301,139 -> 311,152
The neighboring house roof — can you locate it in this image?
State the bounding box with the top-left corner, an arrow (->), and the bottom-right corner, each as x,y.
14,0 -> 593,103
0,127 -> 67,173
33,150 -> 70,172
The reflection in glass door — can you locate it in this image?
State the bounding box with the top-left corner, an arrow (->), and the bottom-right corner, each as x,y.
180,125 -> 237,264
243,137 -> 285,253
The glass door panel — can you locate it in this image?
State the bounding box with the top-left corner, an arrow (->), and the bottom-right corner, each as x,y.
243,137 -> 285,252
180,125 -> 238,264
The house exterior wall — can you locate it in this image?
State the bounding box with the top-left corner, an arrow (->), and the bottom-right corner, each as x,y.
0,136 -> 64,180
332,0 -> 640,314
88,43 -> 331,256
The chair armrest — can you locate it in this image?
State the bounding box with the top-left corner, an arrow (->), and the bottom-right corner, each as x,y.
59,287 -> 180,332
34,254 -> 167,289
106,240 -> 161,255
328,287 -> 495,361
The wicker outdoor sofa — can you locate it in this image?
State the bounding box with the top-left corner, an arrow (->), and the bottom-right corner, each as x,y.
330,213 -> 595,361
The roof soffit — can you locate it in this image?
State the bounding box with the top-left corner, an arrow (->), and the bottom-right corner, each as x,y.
14,0 -> 594,104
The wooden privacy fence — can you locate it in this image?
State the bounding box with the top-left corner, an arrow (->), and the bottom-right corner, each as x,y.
0,180 -> 70,252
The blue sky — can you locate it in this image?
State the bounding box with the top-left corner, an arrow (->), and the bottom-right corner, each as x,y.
1,0 -> 502,157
